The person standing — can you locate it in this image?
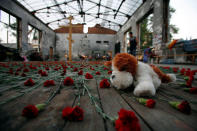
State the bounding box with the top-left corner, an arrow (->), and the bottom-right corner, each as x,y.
129,32 -> 138,56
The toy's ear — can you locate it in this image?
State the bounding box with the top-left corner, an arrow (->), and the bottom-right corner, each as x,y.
104,61 -> 112,67
113,53 -> 138,75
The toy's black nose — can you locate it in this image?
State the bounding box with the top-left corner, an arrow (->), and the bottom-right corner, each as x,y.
111,75 -> 115,79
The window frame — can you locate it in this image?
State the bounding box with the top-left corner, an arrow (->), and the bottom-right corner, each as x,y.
0,9 -> 19,46
27,24 -> 42,52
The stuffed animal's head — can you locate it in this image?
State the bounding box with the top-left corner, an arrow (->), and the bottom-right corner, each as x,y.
110,53 -> 138,90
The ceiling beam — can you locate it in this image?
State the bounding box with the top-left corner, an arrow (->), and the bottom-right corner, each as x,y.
77,0 -> 83,15
87,14 -> 122,26
86,0 -> 130,17
97,0 -> 101,18
52,0 -> 66,18
46,17 -> 67,25
31,0 -> 76,13
46,14 -> 79,24
114,0 -> 125,19
36,11 -> 127,17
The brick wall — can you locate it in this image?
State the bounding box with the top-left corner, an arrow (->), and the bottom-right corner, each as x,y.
54,24 -> 117,34
88,24 -> 117,34
54,24 -> 84,33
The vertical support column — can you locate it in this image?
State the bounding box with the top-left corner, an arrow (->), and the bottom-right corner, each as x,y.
162,0 -> 170,43
17,19 -> 22,52
153,0 -> 170,58
21,20 -> 28,54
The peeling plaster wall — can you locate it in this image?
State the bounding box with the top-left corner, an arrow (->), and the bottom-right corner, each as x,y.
116,0 -> 168,56
0,0 -> 56,58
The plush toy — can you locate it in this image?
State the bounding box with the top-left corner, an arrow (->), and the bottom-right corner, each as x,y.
109,53 -> 176,96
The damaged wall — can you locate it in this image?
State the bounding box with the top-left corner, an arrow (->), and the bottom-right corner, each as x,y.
56,33 -> 115,60
0,0 -> 56,58
116,0 -> 169,56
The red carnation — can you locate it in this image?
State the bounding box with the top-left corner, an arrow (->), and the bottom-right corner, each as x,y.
185,69 -> 191,76
64,77 -> 74,86
183,87 -> 197,94
24,78 -> 35,86
108,71 -> 112,74
180,68 -> 185,75
22,104 -> 46,118
16,68 -> 21,72
21,73 -> 26,77
45,67 -> 49,70
38,70 -> 43,74
85,73 -> 93,79
172,67 -> 179,73
104,67 -> 108,70
115,109 -> 140,131
23,68 -> 29,72
29,65 -> 37,70
44,80 -> 55,87
41,71 -> 48,76
100,79 -> 110,88
169,101 -> 191,114
9,68 -> 13,74
78,70 -> 83,75
186,79 -> 192,87
90,66 -> 95,70
146,99 -> 156,108
63,69 -> 66,73
62,106 -> 84,121
73,68 -> 78,72
95,71 -> 101,75
15,72 -> 19,76
72,106 -> 84,121
137,98 -> 156,108
189,74 -> 194,81
190,87 -> 197,94
62,107 -> 73,120
22,105 -> 38,118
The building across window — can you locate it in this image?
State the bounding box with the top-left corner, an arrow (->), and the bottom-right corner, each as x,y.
28,25 -> 41,52
103,41 -> 109,45
96,41 -> 101,44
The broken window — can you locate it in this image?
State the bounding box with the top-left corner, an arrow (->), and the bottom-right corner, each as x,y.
96,41 -> 101,44
28,25 -> 41,52
103,41 -> 109,45
0,10 -> 18,47
139,14 -> 153,50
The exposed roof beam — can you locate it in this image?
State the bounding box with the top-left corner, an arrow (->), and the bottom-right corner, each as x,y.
86,0 -> 130,17
87,14 -> 121,26
53,0 -> 66,18
97,0 -> 101,18
84,5 -> 97,12
31,0 -> 76,13
36,11 -> 127,17
77,0 -> 83,16
46,17 -> 67,25
46,14 -> 79,24
114,0 -> 125,19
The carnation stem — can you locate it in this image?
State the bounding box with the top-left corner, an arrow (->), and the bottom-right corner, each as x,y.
45,78 -> 63,105
82,80 -> 114,122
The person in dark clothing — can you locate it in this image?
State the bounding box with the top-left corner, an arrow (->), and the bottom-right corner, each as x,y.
129,32 -> 138,56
